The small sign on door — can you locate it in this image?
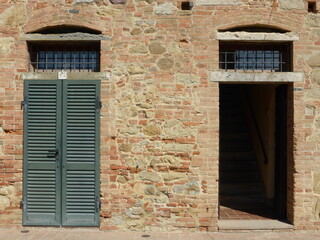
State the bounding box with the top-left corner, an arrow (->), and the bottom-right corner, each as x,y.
58,71 -> 67,80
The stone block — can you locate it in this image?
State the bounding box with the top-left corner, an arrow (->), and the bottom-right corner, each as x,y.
75,0 -> 93,2
314,171 -> 320,194
157,58 -> 174,70
117,176 -> 128,183
0,197 -> 10,210
132,207 -> 144,215
306,14 -> 320,27
97,6 -> 122,17
155,3 -> 178,15
119,143 -> 132,152
155,194 -> 169,203
109,0 -> 127,4
195,0 -> 242,6
162,172 -> 187,181
129,43 -> 148,54
175,73 -> 200,86
0,186 -> 14,196
134,156 -> 149,168
143,124 -> 161,136
311,69 -> 320,85
278,0 -> 305,10
144,185 -> 157,195
173,182 -> 200,195
308,53 -> 320,67
127,64 -> 146,75
163,143 -> 194,152
139,170 -> 162,182
131,28 -> 142,35
217,32 -> 299,41
315,198 -> 320,218
0,38 -> 14,54
144,28 -> 157,34
149,42 -> 166,54
137,103 -> 152,109
0,5 -> 26,27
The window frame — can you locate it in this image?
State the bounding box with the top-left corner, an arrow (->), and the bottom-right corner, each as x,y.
219,42 -> 292,72
28,41 -> 101,72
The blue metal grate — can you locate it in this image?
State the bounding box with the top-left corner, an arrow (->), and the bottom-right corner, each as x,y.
29,43 -> 100,72
219,43 -> 290,72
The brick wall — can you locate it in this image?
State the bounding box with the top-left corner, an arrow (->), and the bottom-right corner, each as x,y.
1,0 -> 320,231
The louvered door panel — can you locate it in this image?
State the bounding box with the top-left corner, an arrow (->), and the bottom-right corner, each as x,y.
61,81 -> 100,226
23,81 -> 61,226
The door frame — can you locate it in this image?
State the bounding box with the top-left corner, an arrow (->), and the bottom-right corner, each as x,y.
218,83 -> 290,221
274,84 -> 288,219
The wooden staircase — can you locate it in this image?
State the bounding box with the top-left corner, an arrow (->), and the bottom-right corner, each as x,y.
219,85 -> 267,214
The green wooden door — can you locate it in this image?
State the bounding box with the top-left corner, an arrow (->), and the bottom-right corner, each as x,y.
23,80 -> 100,227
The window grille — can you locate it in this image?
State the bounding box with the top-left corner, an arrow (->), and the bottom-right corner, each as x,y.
28,42 -> 100,72
219,43 -> 291,72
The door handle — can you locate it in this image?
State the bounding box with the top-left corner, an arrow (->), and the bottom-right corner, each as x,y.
47,149 -> 59,160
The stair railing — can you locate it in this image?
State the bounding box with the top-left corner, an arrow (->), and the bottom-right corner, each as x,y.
242,87 -> 269,165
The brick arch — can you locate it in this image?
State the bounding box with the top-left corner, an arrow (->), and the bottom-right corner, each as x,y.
216,21 -> 299,33
22,14 -> 105,34
213,12 -> 302,34
27,24 -> 102,34
218,23 -> 289,33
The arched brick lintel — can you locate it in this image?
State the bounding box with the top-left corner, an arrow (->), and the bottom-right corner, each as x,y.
215,18 -> 300,34
23,16 -> 105,34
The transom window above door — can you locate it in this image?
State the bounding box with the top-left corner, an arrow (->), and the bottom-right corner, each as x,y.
219,43 -> 291,72
28,42 -> 100,72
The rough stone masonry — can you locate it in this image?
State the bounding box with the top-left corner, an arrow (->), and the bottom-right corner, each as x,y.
0,0 -> 320,232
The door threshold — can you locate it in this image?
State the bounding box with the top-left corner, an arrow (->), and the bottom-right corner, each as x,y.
218,219 -> 293,232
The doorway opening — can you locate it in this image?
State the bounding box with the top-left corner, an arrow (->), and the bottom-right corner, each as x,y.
219,83 -> 290,222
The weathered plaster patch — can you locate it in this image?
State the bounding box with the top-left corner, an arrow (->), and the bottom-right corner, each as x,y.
0,38 -> 14,54
0,5 -> 26,27
217,32 -> 299,41
210,72 -> 304,83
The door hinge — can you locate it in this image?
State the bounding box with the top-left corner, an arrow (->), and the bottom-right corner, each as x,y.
95,198 -> 101,213
20,200 -> 26,212
95,99 -> 102,111
21,98 -> 28,112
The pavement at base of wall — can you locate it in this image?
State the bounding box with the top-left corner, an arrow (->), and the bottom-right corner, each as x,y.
0,228 -> 320,240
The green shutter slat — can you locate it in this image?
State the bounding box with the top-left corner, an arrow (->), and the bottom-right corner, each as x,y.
62,80 -> 100,227
23,81 -> 61,226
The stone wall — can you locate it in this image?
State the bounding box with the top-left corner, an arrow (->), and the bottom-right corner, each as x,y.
0,0 -> 320,231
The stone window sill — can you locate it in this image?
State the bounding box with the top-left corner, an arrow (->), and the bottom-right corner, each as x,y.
22,72 -> 111,81
210,71 -> 304,83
